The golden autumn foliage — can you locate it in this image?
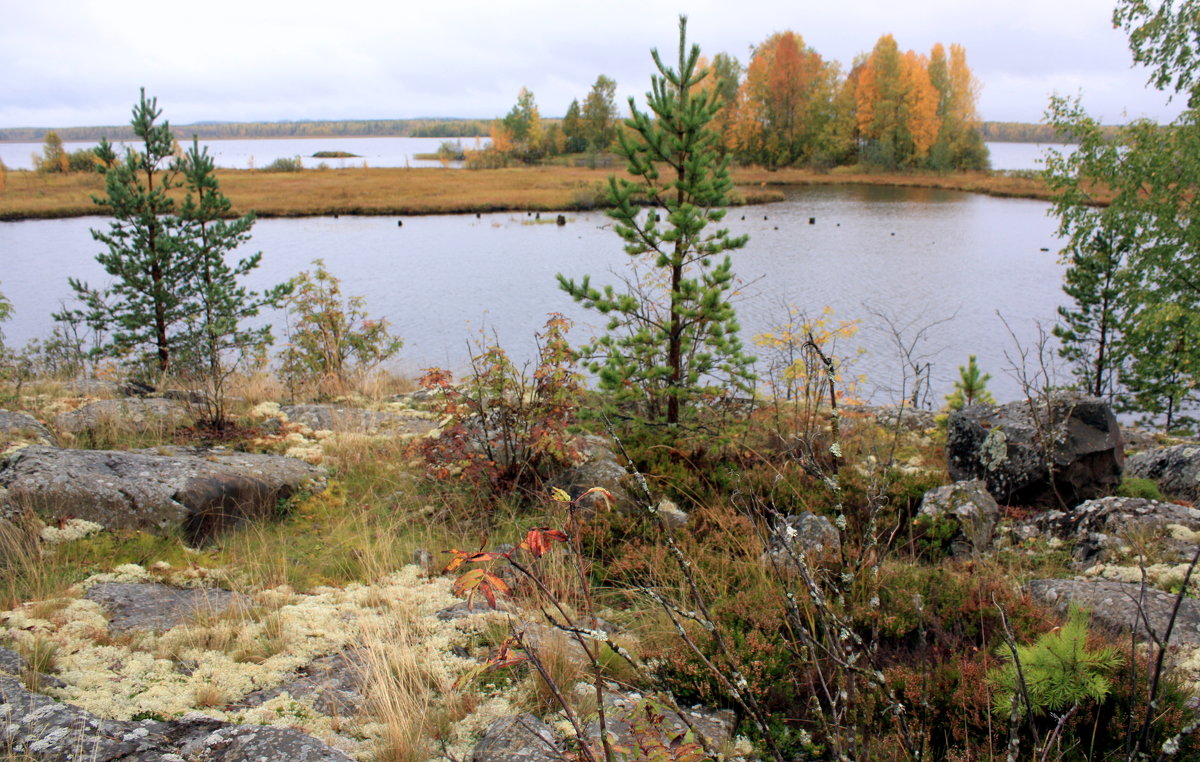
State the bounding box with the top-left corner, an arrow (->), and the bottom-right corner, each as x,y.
731,32 -> 840,168
848,34 -> 985,169
901,50 -> 941,158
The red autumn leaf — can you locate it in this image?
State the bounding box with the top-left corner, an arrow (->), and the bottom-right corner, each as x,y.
520,527 -> 568,559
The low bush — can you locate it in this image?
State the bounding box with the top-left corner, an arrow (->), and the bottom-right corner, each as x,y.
262,156 -> 303,172
418,314 -> 583,499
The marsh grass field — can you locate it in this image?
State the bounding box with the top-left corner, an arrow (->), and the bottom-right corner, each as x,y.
0,164 -> 1059,221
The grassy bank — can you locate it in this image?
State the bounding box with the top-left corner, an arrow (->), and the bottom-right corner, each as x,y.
0,165 -> 1059,221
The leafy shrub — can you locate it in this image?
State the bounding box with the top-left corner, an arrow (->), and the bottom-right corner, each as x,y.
278,259 -> 402,399
262,156 -> 303,172
419,314 -> 582,496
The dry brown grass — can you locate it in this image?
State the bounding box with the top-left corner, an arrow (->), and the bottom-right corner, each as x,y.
0,164 -> 1068,221
734,166 -> 1078,202
358,614 -> 467,762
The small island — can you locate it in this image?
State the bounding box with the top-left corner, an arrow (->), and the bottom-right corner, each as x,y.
311,150 -> 359,158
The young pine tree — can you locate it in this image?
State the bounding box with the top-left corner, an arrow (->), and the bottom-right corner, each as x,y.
175,137 -> 291,428
64,89 -> 190,376
557,16 -> 754,425
1053,231 -> 1128,400
945,354 -> 995,410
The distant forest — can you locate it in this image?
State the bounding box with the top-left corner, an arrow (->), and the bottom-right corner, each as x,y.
0,119 -> 491,142
0,116 -> 1129,147
0,118 -> 1116,145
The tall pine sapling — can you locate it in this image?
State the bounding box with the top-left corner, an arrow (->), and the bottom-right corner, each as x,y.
175,137 -> 291,428
1053,231 -> 1128,400
62,89 -> 190,376
557,16 -> 753,425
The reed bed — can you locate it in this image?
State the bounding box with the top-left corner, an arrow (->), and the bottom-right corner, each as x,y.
0,164 -> 1063,221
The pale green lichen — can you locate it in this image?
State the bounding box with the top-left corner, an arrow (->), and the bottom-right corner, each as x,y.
1084,561 -> 1200,594
40,519 -> 104,545
0,565 -> 521,760
980,428 -> 1008,471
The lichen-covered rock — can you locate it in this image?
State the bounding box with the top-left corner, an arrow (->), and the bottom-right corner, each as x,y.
63,378 -> 156,398
0,445 -> 324,543
470,713 -> 561,762
86,582 -> 251,634
1126,444 -> 1200,504
183,720 -> 354,761
947,392 -> 1123,507
585,691 -> 736,753
54,397 -> 194,435
239,650 -> 364,717
765,512 -> 841,567
279,404 -> 436,436
0,674 -> 354,761
0,646 -> 66,689
1032,496 -> 1200,565
1025,578 -> 1200,646
0,409 -> 56,447
918,480 -> 1000,556
848,404 -> 938,432
549,435 -> 632,512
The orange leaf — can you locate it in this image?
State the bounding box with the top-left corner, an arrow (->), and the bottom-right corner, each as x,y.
521,527 -> 568,559
579,487 -> 615,508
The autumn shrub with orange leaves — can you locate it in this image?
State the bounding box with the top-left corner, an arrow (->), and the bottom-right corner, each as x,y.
444,486 -> 720,762
418,314 -> 583,497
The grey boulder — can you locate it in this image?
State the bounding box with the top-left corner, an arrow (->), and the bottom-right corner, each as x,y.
947,392 -> 1123,507
0,675 -> 353,761
917,480 -> 1000,556
471,713 -> 561,762
279,404 -> 435,436
0,445 -> 324,543
1126,444 -> 1200,504
86,582 -> 251,634
549,435 -> 633,512
1026,578 -> 1200,646
54,398 -> 194,435
0,409 -> 56,447
765,511 -> 841,567
585,691 -> 736,753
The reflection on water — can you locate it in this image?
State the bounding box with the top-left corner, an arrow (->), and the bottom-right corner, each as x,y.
0,185 -> 1065,403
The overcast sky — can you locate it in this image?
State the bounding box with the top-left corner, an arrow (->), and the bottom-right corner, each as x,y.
0,0 -> 1182,130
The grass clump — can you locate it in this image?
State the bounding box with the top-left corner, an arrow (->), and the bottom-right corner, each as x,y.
1115,476 -> 1163,501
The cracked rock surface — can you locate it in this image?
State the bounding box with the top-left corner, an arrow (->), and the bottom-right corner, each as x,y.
0,445 -> 324,543
0,675 -> 353,761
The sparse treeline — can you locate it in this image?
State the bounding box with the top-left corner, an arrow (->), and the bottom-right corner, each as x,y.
0,119 -> 490,143
475,31 -> 988,171
982,121 -> 1122,144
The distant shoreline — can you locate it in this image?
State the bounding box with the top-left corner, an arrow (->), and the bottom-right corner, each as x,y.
0,165 -> 1066,222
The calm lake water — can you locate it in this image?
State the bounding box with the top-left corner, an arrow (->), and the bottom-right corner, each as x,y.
0,185 -> 1066,404
1,138 -> 1057,172
0,136 -> 486,171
